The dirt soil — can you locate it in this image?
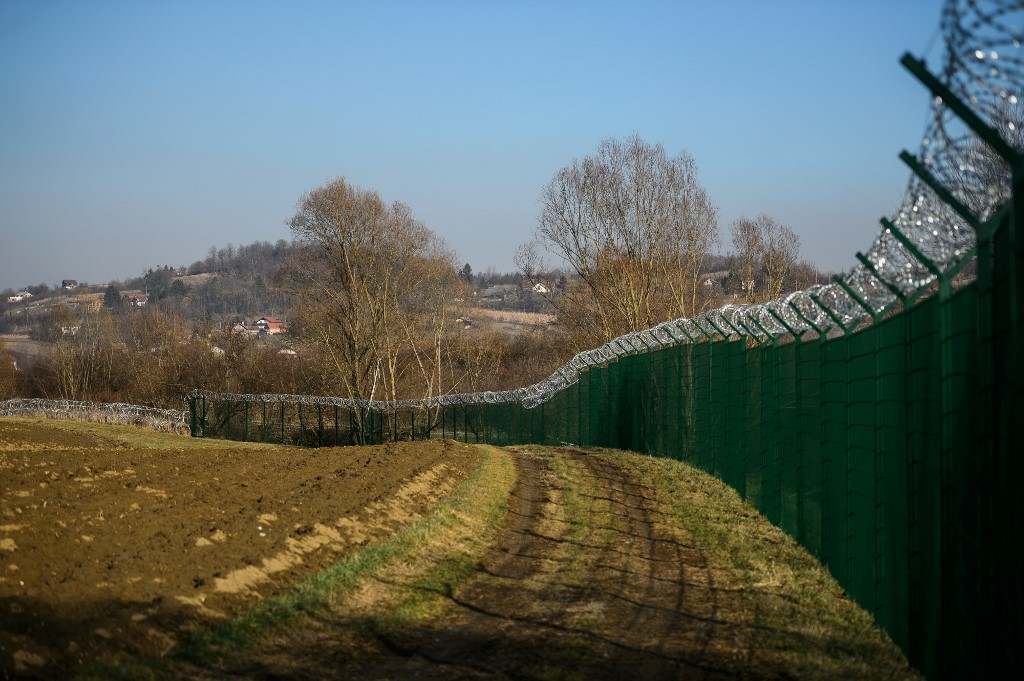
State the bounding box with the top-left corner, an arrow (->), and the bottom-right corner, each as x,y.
0,418 -> 479,677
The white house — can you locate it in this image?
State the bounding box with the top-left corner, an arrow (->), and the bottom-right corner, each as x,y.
531,282 -> 550,295
255,316 -> 288,334
119,290 -> 149,308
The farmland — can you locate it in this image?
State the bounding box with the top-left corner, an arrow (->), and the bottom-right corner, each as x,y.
0,419 -> 918,680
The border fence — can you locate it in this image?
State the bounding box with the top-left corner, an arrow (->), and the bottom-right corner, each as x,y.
1,398 -> 188,433
187,4 -> 1022,679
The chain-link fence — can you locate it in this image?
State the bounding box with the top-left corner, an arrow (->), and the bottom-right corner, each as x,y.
187,3 -> 1022,678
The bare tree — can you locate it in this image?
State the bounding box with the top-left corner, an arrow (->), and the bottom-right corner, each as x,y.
285,178 -> 459,414
730,217 -> 763,300
761,218 -> 801,300
47,312 -> 119,401
730,215 -> 800,302
522,135 -> 718,348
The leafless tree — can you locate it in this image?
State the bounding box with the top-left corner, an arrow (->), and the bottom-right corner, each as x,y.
522,135 -> 718,348
730,214 -> 800,302
48,312 -> 119,401
285,178 -> 460,416
731,217 -> 763,300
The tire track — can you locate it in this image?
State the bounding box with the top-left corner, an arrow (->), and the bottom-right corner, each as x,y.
376,448 -> 744,680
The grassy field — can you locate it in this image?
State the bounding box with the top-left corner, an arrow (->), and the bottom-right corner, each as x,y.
1,418 -> 918,680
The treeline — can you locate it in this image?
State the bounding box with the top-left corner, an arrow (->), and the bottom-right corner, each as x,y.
0,307 -> 563,408
186,240 -> 299,278
3,309 -> 312,406
98,241 -> 299,324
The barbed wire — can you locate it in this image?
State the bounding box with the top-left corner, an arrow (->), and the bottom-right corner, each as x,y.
193,0 -> 1023,413
0,398 -> 188,431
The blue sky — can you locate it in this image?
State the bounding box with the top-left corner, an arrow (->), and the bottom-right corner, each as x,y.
0,0 -> 943,290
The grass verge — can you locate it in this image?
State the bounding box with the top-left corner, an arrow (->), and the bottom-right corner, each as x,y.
601,449 -> 920,680
1,415 -> 278,450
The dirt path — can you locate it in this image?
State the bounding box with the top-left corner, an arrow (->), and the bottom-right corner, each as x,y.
363,449 -> 747,680
204,448 -> 869,680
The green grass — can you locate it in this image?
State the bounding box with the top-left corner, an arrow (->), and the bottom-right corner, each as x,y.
364,445 -> 518,632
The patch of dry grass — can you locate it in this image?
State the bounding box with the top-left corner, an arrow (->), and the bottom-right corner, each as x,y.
603,449 -> 921,680
0,416 -> 270,450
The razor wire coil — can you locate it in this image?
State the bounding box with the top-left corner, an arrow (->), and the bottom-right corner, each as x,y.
0,398 -> 188,430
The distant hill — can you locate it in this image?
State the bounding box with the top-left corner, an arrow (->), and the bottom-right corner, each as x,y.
0,240 -> 300,332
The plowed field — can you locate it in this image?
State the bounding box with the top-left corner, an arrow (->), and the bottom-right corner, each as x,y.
0,418 -> 479,676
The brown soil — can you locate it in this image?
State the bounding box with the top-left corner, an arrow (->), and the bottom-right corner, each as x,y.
0,418 -> 479,677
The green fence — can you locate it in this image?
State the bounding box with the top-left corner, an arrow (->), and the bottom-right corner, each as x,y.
188,54 -> 1023,678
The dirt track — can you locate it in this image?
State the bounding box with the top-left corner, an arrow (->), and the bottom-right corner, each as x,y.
196,448 -> 917,681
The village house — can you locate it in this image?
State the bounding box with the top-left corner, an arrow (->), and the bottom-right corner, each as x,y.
6,291 -> 32,303
62,279 -> 78,290
119,290 -> 149,308
531,282 -> 550,295
255,316 -> 288,334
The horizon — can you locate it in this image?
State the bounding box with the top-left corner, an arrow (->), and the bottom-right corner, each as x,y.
1,0 -> 943,291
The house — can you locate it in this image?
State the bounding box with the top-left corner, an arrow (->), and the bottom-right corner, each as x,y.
121,291 -> 149,308
255,316 -> 288,334
531,282 -> 550,295
62,279 -> 78,290
6,291 -> 32,303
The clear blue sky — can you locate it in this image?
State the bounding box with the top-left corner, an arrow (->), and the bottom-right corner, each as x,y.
0,0 -> 944,290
